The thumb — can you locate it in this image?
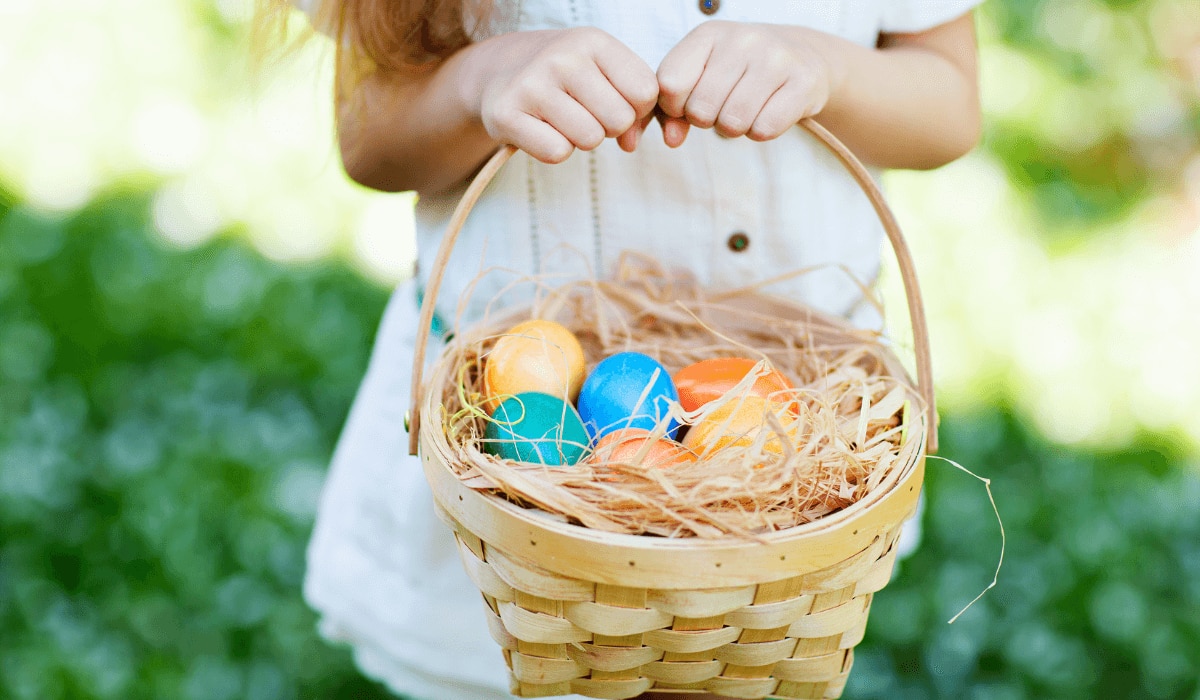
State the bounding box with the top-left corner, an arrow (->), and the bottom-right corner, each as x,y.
617,112 -> 656,152
658,113 -> 690,148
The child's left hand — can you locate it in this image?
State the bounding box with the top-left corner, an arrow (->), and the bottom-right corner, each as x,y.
651,21 -> 835,147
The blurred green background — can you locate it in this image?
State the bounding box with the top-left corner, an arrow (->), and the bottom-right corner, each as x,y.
1,1 -> 1198,698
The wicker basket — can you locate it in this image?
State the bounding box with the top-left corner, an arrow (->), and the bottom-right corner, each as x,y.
406,119 -> 936,700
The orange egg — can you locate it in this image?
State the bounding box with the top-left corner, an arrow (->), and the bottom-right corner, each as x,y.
590,428 -> 697,469
673,357 -> 795,413
483,320 -> 586,413
682,396 -> 803,458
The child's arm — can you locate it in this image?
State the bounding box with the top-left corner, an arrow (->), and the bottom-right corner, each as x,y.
655,14 -> 981,170
336,28 -> 658,194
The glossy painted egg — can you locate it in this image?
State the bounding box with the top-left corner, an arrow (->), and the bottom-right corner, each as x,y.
590,428 -> 697,469
483,392 -> 589,466
577,352 -> 681,441
682,395 -> 803,458
673,357 -> 795,413
483,319 -> 586,413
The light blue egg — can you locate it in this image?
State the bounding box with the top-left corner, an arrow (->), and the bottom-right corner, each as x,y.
483,392 -> 589,465
577,352 -> 681,442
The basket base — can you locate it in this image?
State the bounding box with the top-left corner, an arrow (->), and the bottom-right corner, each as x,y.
473,525 -> 898,700
506,656 -> 852,700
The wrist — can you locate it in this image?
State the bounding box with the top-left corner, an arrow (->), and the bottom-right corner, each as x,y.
456,30 -> 557,124
454,38 -> 495,124
786,25 -> 851,113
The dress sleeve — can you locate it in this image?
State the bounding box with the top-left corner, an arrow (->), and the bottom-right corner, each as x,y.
879,0 -> 985,34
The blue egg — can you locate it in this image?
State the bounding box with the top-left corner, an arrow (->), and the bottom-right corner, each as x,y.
484,392 -> 589,465
577,352 -> 681,442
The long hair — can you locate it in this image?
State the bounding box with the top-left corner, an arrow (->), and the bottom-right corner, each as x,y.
253,0 -> 486,87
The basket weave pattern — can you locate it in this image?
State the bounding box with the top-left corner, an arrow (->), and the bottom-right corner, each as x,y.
439,508 -> 906,700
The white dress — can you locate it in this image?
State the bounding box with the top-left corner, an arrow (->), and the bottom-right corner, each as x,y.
298,1 -> 982,698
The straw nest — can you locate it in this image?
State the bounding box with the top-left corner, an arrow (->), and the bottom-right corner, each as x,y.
428,255 -> 925,540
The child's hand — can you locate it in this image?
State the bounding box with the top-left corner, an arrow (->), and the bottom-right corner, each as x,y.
473,28 -> 659,163
655,21 -> 834,147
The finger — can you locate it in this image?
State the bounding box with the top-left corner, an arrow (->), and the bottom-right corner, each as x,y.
505,111 -> 576,163
536,92 -> 607,151
656,32 -> 714,118
617,112 -> 654,152
564,64 -> 640,138
747,79 -> 816,142
660,115 -> 690,148
683,48 -> 748,129
587,36 -> 659,119
715,70 -> 784,138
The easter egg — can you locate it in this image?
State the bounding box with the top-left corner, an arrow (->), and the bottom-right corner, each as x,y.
484,392 -> 589,466
590,428 -> 697,469
674,357 -> 795,413
577,352 -> 681,441
682,395 -> 803,458
483,320 -> 586,413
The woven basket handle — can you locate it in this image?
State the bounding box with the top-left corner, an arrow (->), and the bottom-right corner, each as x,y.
407,118 -> 938,455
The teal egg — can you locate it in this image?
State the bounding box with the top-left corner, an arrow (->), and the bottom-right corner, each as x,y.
483,392 -> 589,466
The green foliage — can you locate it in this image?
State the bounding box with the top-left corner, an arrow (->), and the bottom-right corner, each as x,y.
849,413 -> 1200,699
985,123 -> 1149,228
0,187 -> 393,700
978,0 -> 1200,237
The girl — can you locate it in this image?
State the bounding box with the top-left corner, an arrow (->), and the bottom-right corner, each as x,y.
269,1 -> 983,698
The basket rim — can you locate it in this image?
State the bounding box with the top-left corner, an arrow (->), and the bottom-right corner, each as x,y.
421,423 -> 924,589
419,295 -> 927,590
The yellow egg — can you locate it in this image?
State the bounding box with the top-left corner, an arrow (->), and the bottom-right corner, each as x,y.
682,395 -> 803,458
483,320 -> 586,414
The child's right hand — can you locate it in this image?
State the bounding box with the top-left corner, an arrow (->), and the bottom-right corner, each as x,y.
468,28 -> 659,164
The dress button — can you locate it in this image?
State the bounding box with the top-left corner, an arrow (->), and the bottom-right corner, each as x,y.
700,0 -> 720,15
727,232 -> 749,252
